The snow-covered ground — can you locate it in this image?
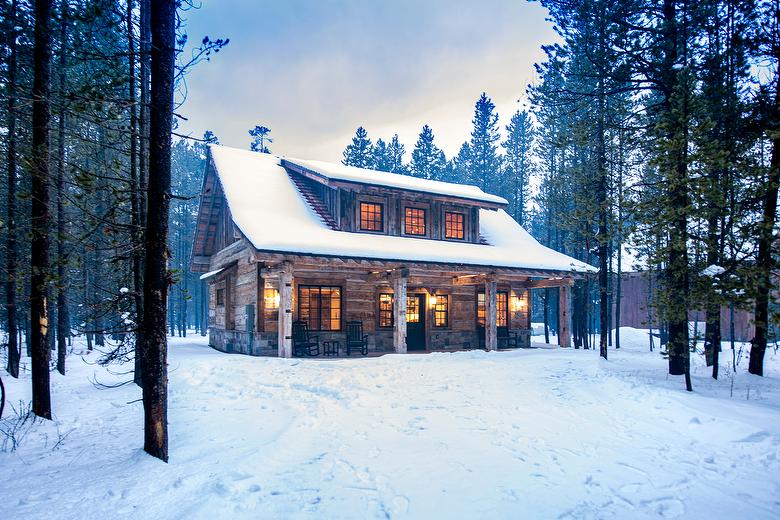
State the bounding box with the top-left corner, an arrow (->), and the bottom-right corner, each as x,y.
1,328 -> 779,519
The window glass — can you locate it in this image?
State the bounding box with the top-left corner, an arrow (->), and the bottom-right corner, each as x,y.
404,207 -> 426,236
477,291 -> 508,327
445,212 -> 465,239
379,293 -> 393,327
360,202 -> 383,231
434,295 -> 448,327
298,286 -> 341,330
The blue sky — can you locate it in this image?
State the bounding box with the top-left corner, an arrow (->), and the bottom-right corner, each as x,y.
178,0 -> 556,163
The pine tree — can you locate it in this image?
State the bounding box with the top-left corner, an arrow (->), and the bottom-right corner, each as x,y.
503,110 -> 534,225
386,134 -> 407,174
372,138 -> 390,172
468,93 -> 502,193
342,126 -> 374,168
410,125 -> 446,180
249,125 -> 272,153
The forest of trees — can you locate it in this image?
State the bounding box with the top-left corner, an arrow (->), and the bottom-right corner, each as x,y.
0,0 -> 777,464
340,0 -> 779,391
0,0 -> 227,460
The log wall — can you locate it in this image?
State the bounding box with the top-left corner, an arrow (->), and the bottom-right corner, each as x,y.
206,250 -> 533,356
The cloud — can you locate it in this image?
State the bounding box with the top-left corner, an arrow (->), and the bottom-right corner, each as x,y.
177,0 -> 556,162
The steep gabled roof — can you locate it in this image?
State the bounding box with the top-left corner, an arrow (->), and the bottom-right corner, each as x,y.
195,145 -> 595,274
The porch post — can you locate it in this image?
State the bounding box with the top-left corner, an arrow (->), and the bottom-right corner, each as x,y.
558,284 -> 572,348
392,274 -> 407,353
278,262 -> 293,358
485,278 -> 497,351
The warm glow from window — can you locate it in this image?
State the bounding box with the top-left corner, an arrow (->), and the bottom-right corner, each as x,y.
264,288 -> 279,309
379,293 -> 393,327
360,202 -> 383,231
404,207 -> 426,235
433,294 -> 448,327
445,212 -> 465,239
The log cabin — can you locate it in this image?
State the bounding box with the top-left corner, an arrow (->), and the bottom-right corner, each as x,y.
190,145 -> 595,357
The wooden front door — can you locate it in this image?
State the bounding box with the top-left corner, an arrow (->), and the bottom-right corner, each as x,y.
406,294 -> 426,351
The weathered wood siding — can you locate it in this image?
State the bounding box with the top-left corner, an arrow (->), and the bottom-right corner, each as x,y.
207,255 -> 533,355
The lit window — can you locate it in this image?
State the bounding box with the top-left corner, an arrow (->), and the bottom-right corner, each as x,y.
477,291 -> 508,327
298,286 -> 341,331
404,207 -> 426,236
406,296 -> 420,323
434,295 -> 448,327
445,212 -> 465,239
379,293 -> 393,327
360,202 -> 384,231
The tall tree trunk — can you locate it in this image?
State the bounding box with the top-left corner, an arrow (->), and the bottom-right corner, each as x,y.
749,78 -> 779,376
5,0 -> 20,379
141,0 -> 175,462
597,85 -> 609,361
56,0 -> 69,376
128,0 -> 144,387
662,0 -> 692,391
30,0 -> 54,419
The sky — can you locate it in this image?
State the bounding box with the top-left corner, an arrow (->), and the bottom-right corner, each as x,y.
177,0 -> 557,163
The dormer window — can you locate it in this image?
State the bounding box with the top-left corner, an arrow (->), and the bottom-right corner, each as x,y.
445,211 -> 465,240
404,207 -> 426,236
360,202 -> 384,231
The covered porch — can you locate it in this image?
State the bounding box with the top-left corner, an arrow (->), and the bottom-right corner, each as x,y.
241,253 -> 577,358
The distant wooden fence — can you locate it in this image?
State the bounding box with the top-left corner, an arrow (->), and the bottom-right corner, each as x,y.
613,272 -> 755,342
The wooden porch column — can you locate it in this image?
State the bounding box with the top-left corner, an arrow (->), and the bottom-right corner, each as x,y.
392,274 -> 407,353
558,284 -> 572,348
485,279 -> 497,351
278,262 -> 293,358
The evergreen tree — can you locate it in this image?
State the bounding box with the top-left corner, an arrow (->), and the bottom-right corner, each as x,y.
249,125 -> 272,153
342,126 -> 374,168
468,92 -> 502,193
502,110 -> 535,225
410,125 -> 446,180
372,138 -> 390,172
386,134 -> 407,174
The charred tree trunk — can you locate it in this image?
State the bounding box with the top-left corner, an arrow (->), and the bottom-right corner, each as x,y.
5,0 -> 20,379
30,0 -> 53,419
141,0 -> 175,462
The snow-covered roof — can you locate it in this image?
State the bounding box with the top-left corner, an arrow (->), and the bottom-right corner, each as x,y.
284,157 -> 508,206
207,145 -> 595,274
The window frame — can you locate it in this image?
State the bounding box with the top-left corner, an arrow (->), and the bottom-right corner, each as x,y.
216,288 -> 225,306
378,292 -> 394,328
356,195 -> 388,234
441,205 -> 471,242
403,206 -> 428,237
444,211 -> 466,240
433,294 -> 449,328
297,285 -> 343,331
477,291 -> 509,327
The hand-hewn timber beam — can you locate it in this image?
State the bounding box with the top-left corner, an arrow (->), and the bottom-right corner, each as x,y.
523,277 -> 574,289
278,261 -> 293,358
369,267 -> 410,282
452,274 -> 490,286
392,274 -> 408,353
485,279 -> 497,351
558,285 -> 572,348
